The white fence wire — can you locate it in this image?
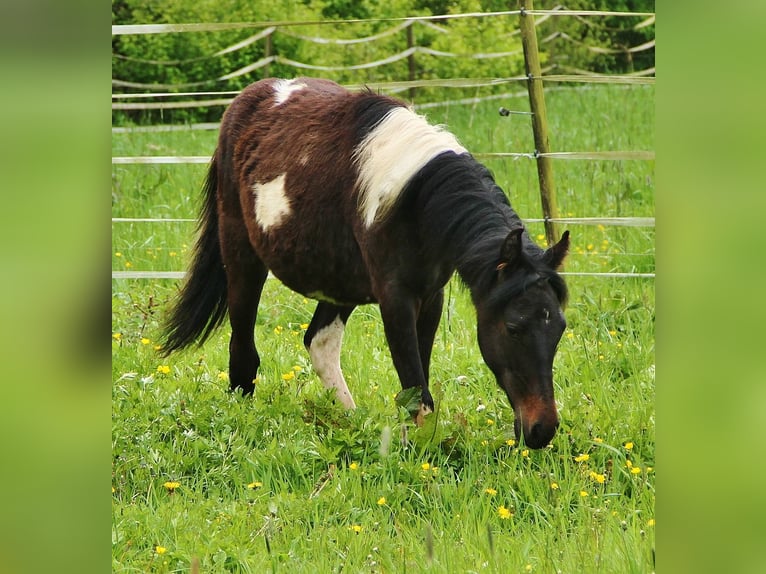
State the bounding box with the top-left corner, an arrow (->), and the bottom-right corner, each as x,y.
112,8 -> 654,281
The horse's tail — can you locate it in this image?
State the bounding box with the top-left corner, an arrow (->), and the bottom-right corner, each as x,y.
161,155 -> 228,355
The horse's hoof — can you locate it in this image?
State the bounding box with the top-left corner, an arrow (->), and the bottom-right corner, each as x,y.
414,402 -> 433,427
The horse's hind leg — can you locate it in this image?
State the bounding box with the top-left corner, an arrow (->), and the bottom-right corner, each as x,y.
303,302 -> 356,408
221,225 -> 268,395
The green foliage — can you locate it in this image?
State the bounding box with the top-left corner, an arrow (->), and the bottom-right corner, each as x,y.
111,1 -> 658,124
536,0 -> 655,74
112,84 -> 654,572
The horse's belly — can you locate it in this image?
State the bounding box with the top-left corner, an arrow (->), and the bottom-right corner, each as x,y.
255,226 -> 375,306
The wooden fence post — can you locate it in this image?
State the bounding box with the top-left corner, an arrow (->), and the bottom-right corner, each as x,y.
518,0 -> 560,246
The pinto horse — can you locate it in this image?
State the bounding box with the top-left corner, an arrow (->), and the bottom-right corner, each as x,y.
162,77 -> 569,449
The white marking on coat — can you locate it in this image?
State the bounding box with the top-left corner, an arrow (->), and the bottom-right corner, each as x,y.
308,316 -> 356,409
253,174 -> 291,230
354,107 -> 467,227
273,79 -> 307,106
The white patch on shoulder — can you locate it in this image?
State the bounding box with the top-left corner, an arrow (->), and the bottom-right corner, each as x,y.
308,317 -> 356,409
253,174 -> 291,230
354,107 -> 467,227
272,79 -> 308,106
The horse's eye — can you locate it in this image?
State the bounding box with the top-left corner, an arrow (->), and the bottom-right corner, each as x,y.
505,322 -> 521,335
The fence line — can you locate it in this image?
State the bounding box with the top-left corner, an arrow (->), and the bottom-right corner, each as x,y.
112,7 -> 652,96
111,216 -> 654,227
109,83 -> 636,109
111,270 -> 653,280
112,150 -> 654,165
111,10 -> 653,36
112,9 -> 654,282
112,71 -> 654,107
110,10 -> 653,67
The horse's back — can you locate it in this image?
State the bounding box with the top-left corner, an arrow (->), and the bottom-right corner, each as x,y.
217,78 -> 398,303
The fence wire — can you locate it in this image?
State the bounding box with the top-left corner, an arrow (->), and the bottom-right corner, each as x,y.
112,8 -> 654,282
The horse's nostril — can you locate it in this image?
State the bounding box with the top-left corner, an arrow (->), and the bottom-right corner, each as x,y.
526,420 -> 556,449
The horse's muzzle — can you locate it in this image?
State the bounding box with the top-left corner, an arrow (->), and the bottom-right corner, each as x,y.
514,397 -> 559,449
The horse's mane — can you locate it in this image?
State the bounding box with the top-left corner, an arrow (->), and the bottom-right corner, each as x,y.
401,152 -> 568,307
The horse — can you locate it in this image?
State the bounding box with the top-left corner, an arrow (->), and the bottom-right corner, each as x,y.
162,77 -> 570,449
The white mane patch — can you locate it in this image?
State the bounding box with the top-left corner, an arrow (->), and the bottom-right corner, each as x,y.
253,174 -> 291,230
354,107 -> 467,227
272,79 -> 307,106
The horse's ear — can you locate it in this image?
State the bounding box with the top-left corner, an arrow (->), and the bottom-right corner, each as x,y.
498,227 -> 524,269
542,230 -> 570,269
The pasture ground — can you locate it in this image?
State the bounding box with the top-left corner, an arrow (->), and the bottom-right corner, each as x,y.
112,84 -> 654,573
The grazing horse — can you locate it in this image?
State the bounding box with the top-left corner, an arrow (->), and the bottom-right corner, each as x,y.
162,77 -> 569,449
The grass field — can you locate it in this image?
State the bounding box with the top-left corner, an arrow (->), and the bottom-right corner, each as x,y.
112,84 -> 654,573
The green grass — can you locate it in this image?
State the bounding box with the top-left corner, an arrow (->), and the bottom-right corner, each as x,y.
112,84 -> 654,572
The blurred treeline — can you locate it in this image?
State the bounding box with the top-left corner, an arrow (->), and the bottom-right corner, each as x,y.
112,0 -> 654,124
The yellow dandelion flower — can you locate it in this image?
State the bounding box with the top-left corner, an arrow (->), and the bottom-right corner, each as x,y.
300,323 -> 309,330
377,497 -> 386,506
579,491 -> 588,497
505,439 -> 516,447
536,234 -> 545,242
481,440 -> 489,446
646,467 -> 654,473
550,482 -> 559,490
153,344 -> 162,351
485,488 -> 498,496
624,442 -> 634,450
498,505 -> 512,519
273,325 -> 283,335
486,418 -> 495,425
217,372 -> 229,381
421,463 -> 430,471
169,251 -> 177,257
589,471 -> 606,484
593,437 -> 603,443
140,337 -> 150,345
574,453 -> 590,463
625,460 -> 633,469
521,449 -> 529,457
525,565 -> 533,572
586,244 -> 594,251
155,545 -> 167,555
156,365 -> 171,375
281,371 -> 295,381
349,462 -> 359,471
163,481 -> 180,492
566,332 -> 574,339
115,252 -> 122,257
125,261 -> 133,268
647,519 -> 655,527
608,330 -> 617,337
112,332 -> 122,341
247,481 -> 263,489
631,466 -> 642,475
112,486 -> 116,494
292,365 -> 302,372
597,224 -> 606,232
350,525 -> 363,533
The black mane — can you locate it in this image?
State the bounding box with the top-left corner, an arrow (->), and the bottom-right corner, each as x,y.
403,152 -> 567,307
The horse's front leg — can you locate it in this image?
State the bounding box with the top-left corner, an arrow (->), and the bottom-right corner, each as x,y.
378,292 -> 434,413
416,289 -> 444,391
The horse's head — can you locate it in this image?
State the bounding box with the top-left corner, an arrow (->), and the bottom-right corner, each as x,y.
476,228 -> 570,449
